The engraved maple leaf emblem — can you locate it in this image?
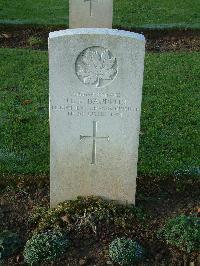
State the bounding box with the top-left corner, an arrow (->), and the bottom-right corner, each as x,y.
76,49 -> 117,87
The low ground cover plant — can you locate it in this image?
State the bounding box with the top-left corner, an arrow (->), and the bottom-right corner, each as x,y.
28,36 -> 44,48
109,237 -> 145,265
26,197 -> 146,264
23,230 -> 70,265
174,167 -> 200,192
29,196 -> 146,236
158,214 -> 200,253
0,231 -> 21,260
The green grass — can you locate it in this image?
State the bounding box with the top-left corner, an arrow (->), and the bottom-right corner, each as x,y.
140,52 -> 200,176
0,48 -> 199,176
0,0 -> 199,29
0,49 -> 49,174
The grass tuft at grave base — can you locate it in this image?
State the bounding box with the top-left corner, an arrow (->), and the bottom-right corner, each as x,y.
0,0 -> 199,29
0,48 -> 199,178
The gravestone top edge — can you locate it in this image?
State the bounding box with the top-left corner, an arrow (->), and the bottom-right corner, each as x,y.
49,28 -> 145,42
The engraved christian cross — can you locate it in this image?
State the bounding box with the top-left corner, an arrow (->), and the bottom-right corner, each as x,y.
80,121 -> 110,164
84,0 -> 95,16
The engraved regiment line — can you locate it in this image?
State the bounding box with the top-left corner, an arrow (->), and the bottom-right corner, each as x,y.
80,121 -> 110,164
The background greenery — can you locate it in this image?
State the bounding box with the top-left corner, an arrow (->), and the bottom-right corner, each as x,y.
0,48 -> 199,176
0,0 -> 199,29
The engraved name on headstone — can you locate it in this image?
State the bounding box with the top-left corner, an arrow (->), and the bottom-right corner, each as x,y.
69,0 -> 113,29
49,28 -> 145,207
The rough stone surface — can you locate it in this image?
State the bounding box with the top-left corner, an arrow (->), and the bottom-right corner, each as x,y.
49,28 -> 145,207
69,0 -> 113,29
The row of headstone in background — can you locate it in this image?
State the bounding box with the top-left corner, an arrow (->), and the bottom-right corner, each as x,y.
69,0 -> 113,29
49,0 -> 146,207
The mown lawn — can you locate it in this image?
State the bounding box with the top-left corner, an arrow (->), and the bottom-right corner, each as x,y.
0,48 -> 199,176
0,0 -> 199,29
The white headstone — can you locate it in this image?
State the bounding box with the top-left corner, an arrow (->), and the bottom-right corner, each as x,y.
49,28 -> 145,207
69,0 -> 113,29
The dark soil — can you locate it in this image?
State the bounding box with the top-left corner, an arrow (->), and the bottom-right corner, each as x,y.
0,26 -> 200,52
1,175 -> 200,265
